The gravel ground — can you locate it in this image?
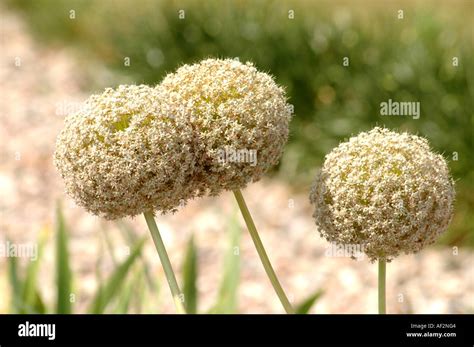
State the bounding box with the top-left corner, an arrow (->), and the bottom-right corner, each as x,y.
0,7 -> 472,314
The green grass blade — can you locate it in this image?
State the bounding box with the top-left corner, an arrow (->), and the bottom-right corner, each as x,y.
92,235 -> 105,314
182,235 -> 198,314
117,221 -> 157,291
115,268 -> 142,313
210,210 -> 241,313
295,290 -> 324,314
101,227 -> 118,266
33,289 -> 47,314
21,227 -> 48,313
56,204 -> 72,314
88,237 -> 146,314
7,250 -> 23,313
132,269 -> 147,313
115,280 -> 134,314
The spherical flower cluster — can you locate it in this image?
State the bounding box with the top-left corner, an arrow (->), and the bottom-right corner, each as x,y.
54,84 -> 195,220
55,59 -> 292,219
158,58 -> 293,196
309,127 -> 455,261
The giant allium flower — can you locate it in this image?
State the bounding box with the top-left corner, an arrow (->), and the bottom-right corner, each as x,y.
309,127 -> 455,261
158,58 -> 293,196
54,84 -> 195,219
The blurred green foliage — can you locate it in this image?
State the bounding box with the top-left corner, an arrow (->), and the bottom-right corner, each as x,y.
7,205 -> 322,314
8,0 -> 473,246
7,205 -> 148,314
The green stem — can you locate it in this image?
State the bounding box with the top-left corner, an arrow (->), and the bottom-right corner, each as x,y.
378,259 -> 386,314
233,189 -> 295,314
143,211 -> 186,314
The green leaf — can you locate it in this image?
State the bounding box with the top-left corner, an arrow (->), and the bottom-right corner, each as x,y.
117,221 -> 157,291
210,210 -> 241,313
33,289 -> 47,314
21,227 -> 48,313
101,227 -> 118,266
115,281 -> 134,314
134,269 -> 149,313
88,237 -> 146,313
182,235 -> 198,313
295,290 -> 324,314
7,251 -> 23,313
56,203 -> 73,314
93,235 -> 106,314
115,269 -> 142,313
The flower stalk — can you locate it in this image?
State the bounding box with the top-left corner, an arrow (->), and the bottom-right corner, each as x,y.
378,259 -> 386,314
233,189 -> 294,314
143,211 -> 186,314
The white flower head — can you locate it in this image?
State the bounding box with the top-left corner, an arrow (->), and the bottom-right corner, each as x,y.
309,127 -> 455,261
158,58 -> 293,196
54,84 -> 195,219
